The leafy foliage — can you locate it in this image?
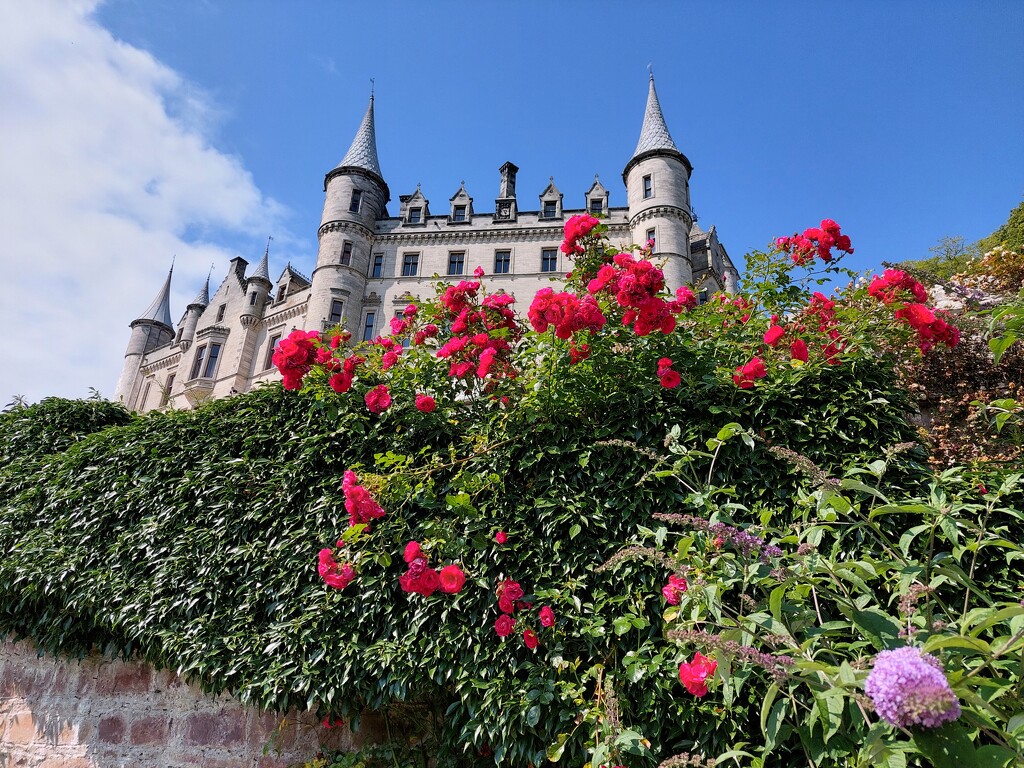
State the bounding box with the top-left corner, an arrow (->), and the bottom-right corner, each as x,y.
0,223 -> 1020,768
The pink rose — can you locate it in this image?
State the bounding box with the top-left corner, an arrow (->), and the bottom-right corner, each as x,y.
678,652 -> 717,697
539,605 -> 555,628
661,574 -> 688,605
523,629 -> 539,649
415,394 -> 436,413
495,531 -> 508,545
763,325 -> 785,347
364,384 -> 392,414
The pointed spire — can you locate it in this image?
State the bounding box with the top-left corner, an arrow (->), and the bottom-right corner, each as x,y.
135,264 -> 174,329
188,270 -> 210,309
251,236 -> 272,282
337,94 -> 382,178
632,74 -> 679,157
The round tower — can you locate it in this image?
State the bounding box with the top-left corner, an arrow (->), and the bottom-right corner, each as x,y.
177,273 -> 210,352
623,75 -> 694,292
240,242 -> 274,328
114,266 -> 175,406
309,94 -> 389,336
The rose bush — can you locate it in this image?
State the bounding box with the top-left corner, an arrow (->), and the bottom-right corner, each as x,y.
0,217 -> 1019,768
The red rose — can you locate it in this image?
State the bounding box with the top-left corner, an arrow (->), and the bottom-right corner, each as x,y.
659,370 -> 681,389
733,357 -> 767,389
415,568 -> 440,597
495,531 -> 508,545
415,394 -> 436,413
763,325 -> 785,347
498,579 -> 524,602
498,594 -> 516,614
438,564 -> 467,594
364,384 -> 392,414
404,541 -> 424,563
678,652 -> 717,697
494,614 -> 515,638
790,339 -> 809,362
523,629 -> 539,649
539,605 -> 555,627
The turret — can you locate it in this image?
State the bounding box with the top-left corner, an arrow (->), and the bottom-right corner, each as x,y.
115,266 -> 176,405
623,75 -> 694,291
309,94 -> 389,334
177,272 -> 210,352
241,240 -> 274,328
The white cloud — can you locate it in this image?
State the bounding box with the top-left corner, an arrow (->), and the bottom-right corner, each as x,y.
0,1 -> 286,405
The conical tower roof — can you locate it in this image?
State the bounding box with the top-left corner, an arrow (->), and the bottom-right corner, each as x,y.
336,95 -> 382,178
188,274 -> 210,309
134,266 -> 174,330
633,75 -> 679,156
623,75 -> 691,181
250,245 -> 271,283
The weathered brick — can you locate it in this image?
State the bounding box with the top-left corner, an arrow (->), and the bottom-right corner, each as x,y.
6,710 -> 38,744
96,665 -> 152,695
184,712 -> 220,746
129,715 -> 168,745
97,715 -> 125,744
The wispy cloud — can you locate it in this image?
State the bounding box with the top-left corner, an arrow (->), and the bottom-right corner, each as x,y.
0,1 -> 287,404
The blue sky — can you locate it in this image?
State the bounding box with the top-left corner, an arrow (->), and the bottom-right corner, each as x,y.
1,1 -> 1022,403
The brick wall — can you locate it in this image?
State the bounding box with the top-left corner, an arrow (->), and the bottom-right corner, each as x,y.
0,639 -> 384,767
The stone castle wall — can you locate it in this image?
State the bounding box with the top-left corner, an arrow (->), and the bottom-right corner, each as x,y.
0,639 -> 382,768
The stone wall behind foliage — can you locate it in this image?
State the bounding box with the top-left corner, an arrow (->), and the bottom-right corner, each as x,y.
0,639 -> 380,767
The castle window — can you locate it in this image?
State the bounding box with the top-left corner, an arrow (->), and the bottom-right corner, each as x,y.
543,200 -> 557,219
541,248 -> 558,272
590,198 -> 603,215
139,381 -> 152,410
642,175 -> 653,199
697,289 -> 709,306
263,333 -> 281,371
402,253 -> 419,277
329,299 -> 344,325
452,205 -> 467,222
203,343 -> 222,378
447,252 -> 465,276
249,291 -> 258,306
341,241 -> 353,266
277,285 -> 287,303
160,374 -> 175,406
216,303 -> 226,321
349,189 -> 363,213
494,250 -> 511,274
190,345 -> 207,379
371,253 -> 384,278
362,311 -> 376,342
408,207 -> 422,224
646,228 -> 656,245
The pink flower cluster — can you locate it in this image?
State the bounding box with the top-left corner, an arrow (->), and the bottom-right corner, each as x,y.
560,214 -> 601,255
398,540 -> 466,597
733,356 -> 767,389
492,579 -> 556,649
342,470 -> 385,528
528,289 -> 606,339
657,358 -> 681,389
328,354 -> 365,395
867,269 -> 959,352
586,254 -> 694,336
662,574 -> 688,604
776,219 -> 853,266
272,329 -> 320,390
317,547 -> 356,590
433,281 -> 521,380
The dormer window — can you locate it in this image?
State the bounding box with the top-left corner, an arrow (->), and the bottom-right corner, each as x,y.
277,285 -> 287,303
408,207 -> 422,224
453,205 -> 467,222
349,189 -> 363,213
590,199 -> 603,215
543,200 -> 557,219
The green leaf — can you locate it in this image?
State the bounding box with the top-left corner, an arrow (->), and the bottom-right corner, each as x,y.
526,704 -> 540,728
911,721 -> 977,768
973,745 -> 1017,767
546,733 -> 569,762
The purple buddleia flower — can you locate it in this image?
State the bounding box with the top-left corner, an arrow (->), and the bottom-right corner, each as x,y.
864,646 -> 961,729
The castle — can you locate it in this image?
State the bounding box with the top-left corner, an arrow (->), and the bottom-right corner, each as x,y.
115,76 -> 739,412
